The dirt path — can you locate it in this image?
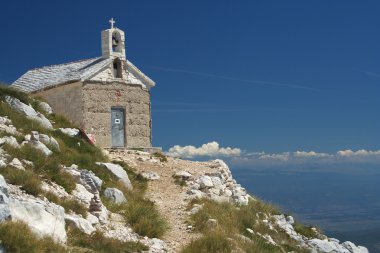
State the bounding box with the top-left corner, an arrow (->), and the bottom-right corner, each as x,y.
108,150 -> 212,252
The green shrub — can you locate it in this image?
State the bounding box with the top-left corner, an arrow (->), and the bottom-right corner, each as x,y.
0,167 -> 42,196
0,221 -> 66,253
152,152 -> 167,162
181,232 -> 233,253
293,222 -> 319,238
172,174 -> 187,187
68,227 -> 148,253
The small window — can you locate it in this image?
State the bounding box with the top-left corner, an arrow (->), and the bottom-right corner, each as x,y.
113,58 -> 122,78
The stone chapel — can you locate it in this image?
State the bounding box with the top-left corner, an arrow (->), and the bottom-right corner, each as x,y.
11,19 -> 155,148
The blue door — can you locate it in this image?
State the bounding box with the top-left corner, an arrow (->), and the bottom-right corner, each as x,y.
111,107 -> 125,147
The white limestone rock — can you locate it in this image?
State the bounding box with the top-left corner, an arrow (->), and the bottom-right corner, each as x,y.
96,162 -> 133,190
39,134 -> 60,151
141,171 -> 160,180
210,176 -> 223,190
0,116 -> 20,136
72,184 -> 94,207
37,101 -> 53,114
104,188 -> 127,204
140,237 -> 168,253
175,171 -> 192,180
80,169 -> 103,192
0,192 -> 11,222
5,96 -> 53,129
8,158 -> 25,170
86,212 -> 100,226
307,239 -> 351,253
0,175 -> 9,196
24,140 -> 53,156
198,175 -> 214,189
65,213 -> 95,235
0,136 -> 20,148
341,241 -> 369,253
59,128 -> 80,137
0,175 -> 11,221
9,198 -> 67,243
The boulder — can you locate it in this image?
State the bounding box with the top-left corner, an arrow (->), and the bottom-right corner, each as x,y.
25,140 -> 52,156
59,128 -> 80,137
0,192 -> 11,222
0,136 -> 20,148
210,176 -> 223,189
37,101 -> 53,114
65,213 -> 95,235
72,184 -> 94,206
307,239 -> 350,253
175,171 -> 192,180
5,96 -> 53,129
341,241 -> 369,253
141,171 -> 160,180
0,117 -> 20,136
9,198 -> 67,243
39,134 -> 60,151
96,162 -> 133,190
0,175 -> 9,196
80,170 -> 103,193
104,188 -> 127,204
8,158 -> 25,170
198,176 -> 214,189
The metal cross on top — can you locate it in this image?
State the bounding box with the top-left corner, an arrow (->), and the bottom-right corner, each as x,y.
109,18 -> 116,29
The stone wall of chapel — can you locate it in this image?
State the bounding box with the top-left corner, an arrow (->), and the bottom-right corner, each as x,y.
82,82 -> 151,148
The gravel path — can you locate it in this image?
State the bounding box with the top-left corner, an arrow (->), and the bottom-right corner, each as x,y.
108,150 -> 213,252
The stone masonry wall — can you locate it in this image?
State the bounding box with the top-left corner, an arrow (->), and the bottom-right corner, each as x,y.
82,82 -> 151,148
33,82 -> 83,126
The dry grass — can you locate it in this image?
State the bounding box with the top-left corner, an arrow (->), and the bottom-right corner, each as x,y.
67,227 -> 148,253
181,232 -> 233,253
0,221 -> 66,253
0,166 -> 42,196
101,161 -> 168,238
185,198 -> 308,253
44,192 -> 87,218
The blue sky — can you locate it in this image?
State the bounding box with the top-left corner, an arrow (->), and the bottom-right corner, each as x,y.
1,0 -> 379,162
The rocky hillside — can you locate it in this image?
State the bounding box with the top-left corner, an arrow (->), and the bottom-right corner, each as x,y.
0,85 -> 369,253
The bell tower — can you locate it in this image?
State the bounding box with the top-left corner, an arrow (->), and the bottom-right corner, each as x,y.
101,18 -> 126,60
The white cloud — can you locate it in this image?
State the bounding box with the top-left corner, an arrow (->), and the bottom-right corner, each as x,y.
166,141 -> 241,158
230,149 -> 380,170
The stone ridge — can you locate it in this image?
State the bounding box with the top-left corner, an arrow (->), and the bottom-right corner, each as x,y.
109,149 -> 369,253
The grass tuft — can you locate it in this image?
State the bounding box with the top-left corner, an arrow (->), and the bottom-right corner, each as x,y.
152,152 -> 167,162
68,227 -> 148,253
0,85 -> 31,104
0,221 -> 66,253
185,198 -> 308,252
293,222 -> 319,238
181,232 -> 233,253
44,192 -> 87,218
0,166 -> 42,196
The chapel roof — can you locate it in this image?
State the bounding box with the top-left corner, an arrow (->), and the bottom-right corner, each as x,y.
11,57 -> 155,93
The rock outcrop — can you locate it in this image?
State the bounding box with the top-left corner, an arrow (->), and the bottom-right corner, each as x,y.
5,96 -> 53,129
